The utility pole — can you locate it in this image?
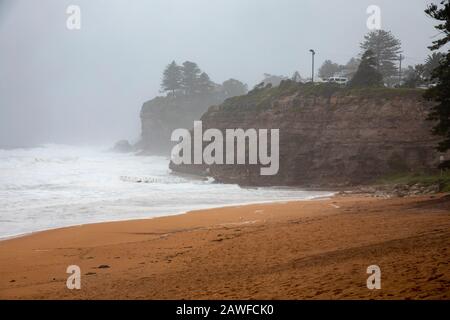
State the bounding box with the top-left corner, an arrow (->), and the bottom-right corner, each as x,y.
309,49 -> 316,83
398,54 -> 403,86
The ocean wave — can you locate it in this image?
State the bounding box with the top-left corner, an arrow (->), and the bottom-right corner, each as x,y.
0,144 -> 332,239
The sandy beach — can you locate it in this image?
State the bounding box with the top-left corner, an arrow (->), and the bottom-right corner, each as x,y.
1,194 -> 449,300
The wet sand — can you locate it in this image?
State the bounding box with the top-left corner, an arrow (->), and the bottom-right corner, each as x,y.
1,195 -> 449,300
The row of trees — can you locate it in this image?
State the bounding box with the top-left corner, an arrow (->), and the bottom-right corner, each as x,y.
318,30 -> 402,86
318,58 -> 360,80
403,52 -> 444,88
162,61 -> 213,95
319,28 -> 447,90
161,61 -> 248,98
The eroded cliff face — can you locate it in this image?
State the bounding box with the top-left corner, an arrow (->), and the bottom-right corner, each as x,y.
138,93 -> 227,155
170,83 -> 442,187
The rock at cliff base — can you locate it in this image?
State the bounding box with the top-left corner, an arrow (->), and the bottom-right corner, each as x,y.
112,140 -> 133,153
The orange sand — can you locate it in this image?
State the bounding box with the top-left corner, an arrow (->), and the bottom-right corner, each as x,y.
1,195 -> 449,300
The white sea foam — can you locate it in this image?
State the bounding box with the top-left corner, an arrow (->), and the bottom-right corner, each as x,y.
0,144 -> 333,239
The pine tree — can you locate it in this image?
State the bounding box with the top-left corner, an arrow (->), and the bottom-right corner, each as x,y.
424,0 -> 450,166
348,50 -> 383,88
181,61 -> 202,95
360,30 -> 402,83
343,57 -> 360,79
161,61 -> 182,94
197,72 -> 215,94
425,1 -> 450,50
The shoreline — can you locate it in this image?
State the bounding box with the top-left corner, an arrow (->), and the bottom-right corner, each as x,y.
1,194 -> 449,299
0,193 -> 335,242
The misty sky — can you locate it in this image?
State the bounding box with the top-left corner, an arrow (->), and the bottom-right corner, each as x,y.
0,0 -> 440,147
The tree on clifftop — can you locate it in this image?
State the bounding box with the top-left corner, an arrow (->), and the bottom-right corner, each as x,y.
360,30 -> 402,84
403,64 -> 426,88
181,61 -> 202,95
196,72 -> 215,94
318,60 -> 341,79
424,0 -> 450,167
161,61 -> 182,94
342,57 -> 360,79
222,79 -> 248,98
348,50 -> 383,88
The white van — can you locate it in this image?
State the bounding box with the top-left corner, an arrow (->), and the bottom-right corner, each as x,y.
327,77 -> 348,86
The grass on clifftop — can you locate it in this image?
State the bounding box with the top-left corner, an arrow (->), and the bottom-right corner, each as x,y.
377,171 -> 450,193
248,80 -> 424,99
219,81 -> 342,112
339,87 -> 424,99
218,81 -> 425,113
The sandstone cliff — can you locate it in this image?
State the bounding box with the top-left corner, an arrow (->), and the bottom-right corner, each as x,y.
138,93 -> 226,155
170,82 -> 443,187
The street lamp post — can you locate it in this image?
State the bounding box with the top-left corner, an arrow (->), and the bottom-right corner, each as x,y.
309,49 -> 316,83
